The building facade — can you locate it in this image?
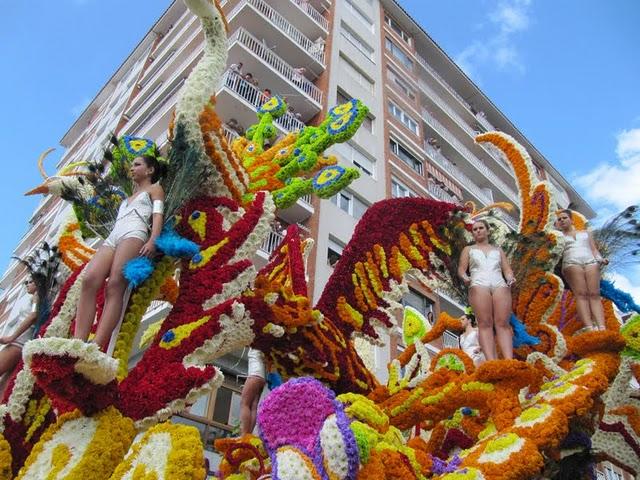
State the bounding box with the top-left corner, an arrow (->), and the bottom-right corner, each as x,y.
0,0 -> 594,464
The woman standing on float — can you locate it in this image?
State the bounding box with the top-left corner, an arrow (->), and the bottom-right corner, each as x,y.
458,220 -> 516,360
556,209 -> 608,330
74,155 -> 166,349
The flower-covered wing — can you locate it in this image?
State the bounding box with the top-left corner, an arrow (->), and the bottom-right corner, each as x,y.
316,197 -> 463,342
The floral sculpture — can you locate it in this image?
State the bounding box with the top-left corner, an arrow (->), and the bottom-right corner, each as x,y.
0,0 -> 638,479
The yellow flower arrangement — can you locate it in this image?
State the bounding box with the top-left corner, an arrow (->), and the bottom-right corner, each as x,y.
16,407 -> 135,480
0,434 -> 11,480
113,256 -> 176,380
110,423 -> 206,480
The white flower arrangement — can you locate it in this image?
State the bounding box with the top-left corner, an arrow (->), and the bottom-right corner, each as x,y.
274,447 -> 318,480
319,414 -> 350,480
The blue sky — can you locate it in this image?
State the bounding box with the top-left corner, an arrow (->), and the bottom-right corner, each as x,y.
1,1 -> 638,297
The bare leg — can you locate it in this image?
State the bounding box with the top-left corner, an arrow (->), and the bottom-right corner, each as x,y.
240,376 -> 265,435
93,238 -> 144,350
0,345 -> 22,398
469,286 -> 496,360
562,266 -> 593,329
584,263 -> 605,329
492,287 -> 513,359
75,246 -> 115,340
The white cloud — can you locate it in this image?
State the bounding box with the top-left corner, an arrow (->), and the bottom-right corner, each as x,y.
454,0 -> 532,79
574,128 -> 640,210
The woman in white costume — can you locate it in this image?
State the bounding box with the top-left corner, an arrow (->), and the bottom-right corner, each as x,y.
556,209 -> 608,330
459,314 -> 485,366
458,220 -> 515,360
240,348 -> 266,434
74,155 -> 166,349
0,277 -> 38,389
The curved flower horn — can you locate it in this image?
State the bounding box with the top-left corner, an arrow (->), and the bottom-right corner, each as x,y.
37,147 -> 56,180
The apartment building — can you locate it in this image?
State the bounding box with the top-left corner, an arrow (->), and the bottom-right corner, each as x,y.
0,0 -> 594,463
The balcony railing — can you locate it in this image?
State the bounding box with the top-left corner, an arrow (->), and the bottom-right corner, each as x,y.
418,79 -> 513,175
291,0 -> 329,30
427,181 -> 457,203
260,229 -> 285,255
443,330 -> 460,349
229,28 -> 323,104
421,110 -> 518,203
222,124 -> 240,144
416,53 -> 470,111
228,0 -> 326,64
221,70 -> 305,132
424,143 -> 493,205
496,210 -> 519,231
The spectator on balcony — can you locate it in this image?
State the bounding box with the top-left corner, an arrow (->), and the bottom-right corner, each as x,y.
240,348 -> 266,435
310,37 -> 325,60
292,67 -> 306,87
0,277 -> 38,395
244,72 -> 258,87
261,88 -> 272,105
458,220 -> 515,361
229,62 -> 243,75
225,118 -> 245,136
287,105 -> 302,120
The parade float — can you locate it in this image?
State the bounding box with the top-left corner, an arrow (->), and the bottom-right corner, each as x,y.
1,0 -> 639,479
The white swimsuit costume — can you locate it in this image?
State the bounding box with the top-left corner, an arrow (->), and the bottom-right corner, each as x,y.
104,191 -> 153,249
469,247 -> 507,290
247,348 -> 266,380
460,329 -> 485,366
562,231 -> 597,269
8,299 -> 37,348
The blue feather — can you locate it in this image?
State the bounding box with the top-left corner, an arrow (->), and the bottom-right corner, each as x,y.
510,313 -> 540,348
123,256 -> 155,288
154,227 -> 199,258
600,279 -> 640,313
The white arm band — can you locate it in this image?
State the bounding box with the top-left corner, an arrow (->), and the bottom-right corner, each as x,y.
152,200 -> 164,215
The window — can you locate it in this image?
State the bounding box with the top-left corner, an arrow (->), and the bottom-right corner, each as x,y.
331,190 -> 369,219
388,101 -> 419,135
345,0 -> 373,31
401,288 -> 433,317
385,14 -> 412,44
387,68 -> 416,101
341,23 -> 374,60
327,237 -> 344,267
391,178 -> 417,198
340,55 -> 375,93
385,37 -> 413,69
335,141 -> 376,177
389,138 -> 423,174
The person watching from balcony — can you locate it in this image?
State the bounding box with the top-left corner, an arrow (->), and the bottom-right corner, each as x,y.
458,219 -> 515,360
292,67 -> 306,88
459,313 -> 485,366
240,347 -> 266,435
556,209 -> 608,331
74,156 -> 166,350
0,277 -> 38,393
229,62 -> 243,75
261,88 -> 272,105
225,118 -> 245,136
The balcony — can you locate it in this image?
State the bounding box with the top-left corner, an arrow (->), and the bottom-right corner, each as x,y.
268,0 -> 329,37
417,78 -> 513,176
216,70 -> 305,133
424,143 -> 493,206
226,0 -> 326,74
227,28 -> 323,119
426,180 -> 458,204
421,110 -> 519,203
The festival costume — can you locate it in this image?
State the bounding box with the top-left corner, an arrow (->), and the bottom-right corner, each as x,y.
562,231 -> 597,269
460,329 -> 485,366
103,191 -> 153,249
247,348 -> 266,379
468,247 -> 507,291
8,298 -> 36,348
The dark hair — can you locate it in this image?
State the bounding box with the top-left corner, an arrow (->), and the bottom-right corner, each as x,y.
466,314 -> 477,327
559,209 -> 573,217
473,219 -> 490,230
140,155 -> 167,183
